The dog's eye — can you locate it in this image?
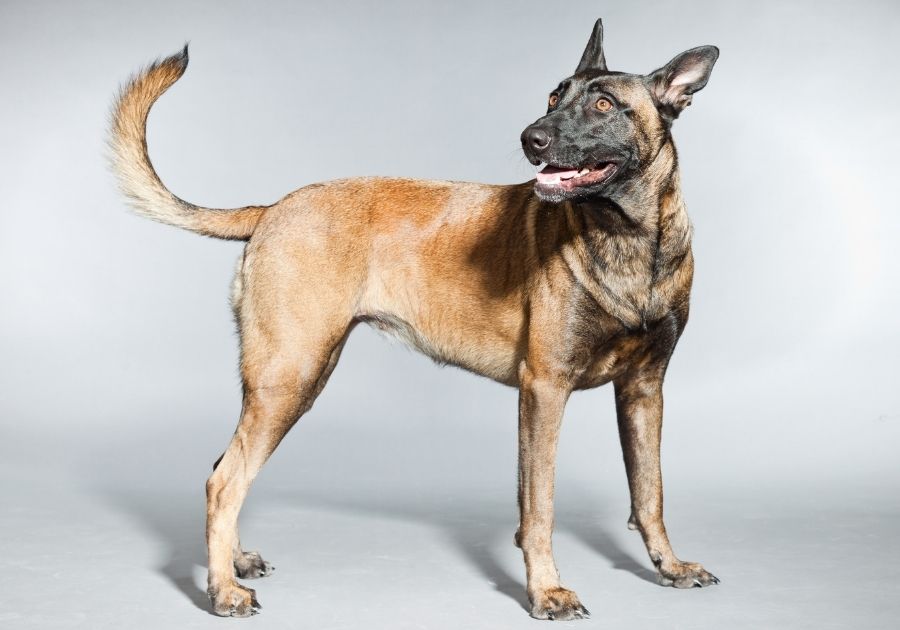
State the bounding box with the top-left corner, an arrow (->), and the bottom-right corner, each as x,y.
595,98 -> 613,112
548,94 -> 559,108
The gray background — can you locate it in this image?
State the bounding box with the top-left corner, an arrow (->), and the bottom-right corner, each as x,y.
1,1 -> 898,628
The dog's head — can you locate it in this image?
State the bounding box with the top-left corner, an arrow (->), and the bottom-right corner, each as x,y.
521,19 -> 719,203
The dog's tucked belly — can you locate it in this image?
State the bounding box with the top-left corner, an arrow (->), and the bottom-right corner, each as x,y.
361,311 -> 655,390
358,304 -> 656,391
360,311 -> 522,385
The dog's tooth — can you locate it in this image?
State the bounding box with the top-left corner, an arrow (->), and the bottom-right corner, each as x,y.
578,168 -> 590,176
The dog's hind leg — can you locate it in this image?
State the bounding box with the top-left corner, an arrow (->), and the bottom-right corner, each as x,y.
205,309 -> 352,617
614,372 -> 719,589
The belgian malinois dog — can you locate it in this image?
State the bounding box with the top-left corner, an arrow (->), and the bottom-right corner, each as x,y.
110,18 -> 720,620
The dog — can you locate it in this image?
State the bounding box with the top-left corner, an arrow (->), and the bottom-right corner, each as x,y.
109,18 -> 719,620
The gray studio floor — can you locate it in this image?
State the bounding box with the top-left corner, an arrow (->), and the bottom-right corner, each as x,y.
3,442 -> 897,630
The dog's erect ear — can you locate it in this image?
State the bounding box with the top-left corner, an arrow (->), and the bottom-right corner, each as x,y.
647,46 -> 719,121
575,18 -> 607,74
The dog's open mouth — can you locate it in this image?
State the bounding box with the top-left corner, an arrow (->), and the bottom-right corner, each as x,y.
534,162 -> 618,192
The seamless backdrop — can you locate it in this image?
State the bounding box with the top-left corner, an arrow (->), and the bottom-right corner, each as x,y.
1,1 -> 898,629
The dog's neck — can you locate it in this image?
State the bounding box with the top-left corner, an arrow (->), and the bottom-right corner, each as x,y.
558,139 -> 693,330
579,139 -> 680,229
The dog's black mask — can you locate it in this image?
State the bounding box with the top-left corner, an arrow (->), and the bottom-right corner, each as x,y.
521,19 -> 718,203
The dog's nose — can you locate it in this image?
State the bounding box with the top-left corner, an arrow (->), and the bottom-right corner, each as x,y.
522,127 -> 551,153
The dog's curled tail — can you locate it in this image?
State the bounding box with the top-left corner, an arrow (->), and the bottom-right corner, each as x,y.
109,46 -> 265,240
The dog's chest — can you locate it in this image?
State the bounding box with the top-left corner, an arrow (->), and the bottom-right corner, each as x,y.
558,224 -> 689,334
574,313 -> 681,390
560,259 -> 689,390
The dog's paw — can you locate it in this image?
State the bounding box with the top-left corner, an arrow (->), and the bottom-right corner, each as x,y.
208,581 -> 262,617
234,550 -> 275,579
529,586 -> 590,621
655,559 -> 719,589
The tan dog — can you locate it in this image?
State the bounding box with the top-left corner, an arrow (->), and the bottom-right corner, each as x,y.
110,18 -> 719,620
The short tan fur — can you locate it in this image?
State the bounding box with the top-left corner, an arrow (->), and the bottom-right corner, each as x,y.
110,25 -> 719,619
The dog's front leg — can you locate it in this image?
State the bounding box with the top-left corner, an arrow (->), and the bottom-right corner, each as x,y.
614,372 -> 719,588
515,363 -> 589,620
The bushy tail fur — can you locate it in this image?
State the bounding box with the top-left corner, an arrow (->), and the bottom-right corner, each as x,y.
109,46 -> 265,240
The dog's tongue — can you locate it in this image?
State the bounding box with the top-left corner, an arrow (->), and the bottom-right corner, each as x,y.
536,165 -> 579,185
